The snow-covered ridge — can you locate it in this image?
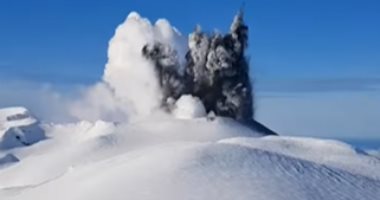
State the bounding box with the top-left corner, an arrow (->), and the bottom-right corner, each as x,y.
219,136 -> 380,179
0,116 -> 379,200
0,107 -> 37,130
0,112 -> 379,200
0,107 -> 45,150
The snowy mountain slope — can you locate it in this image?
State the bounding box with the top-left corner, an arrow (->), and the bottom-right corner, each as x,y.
219,136 -> 380,179
0,116 -> 379,200
0,117 -> 259,190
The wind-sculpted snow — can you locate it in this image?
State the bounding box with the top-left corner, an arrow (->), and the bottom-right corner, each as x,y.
0,117 -> 379,200
0,107 -> 37,129
219,136 -> 380,180
0,107 -> 45,150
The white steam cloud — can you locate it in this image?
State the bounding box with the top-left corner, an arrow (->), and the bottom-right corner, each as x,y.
70,12 -> 187,122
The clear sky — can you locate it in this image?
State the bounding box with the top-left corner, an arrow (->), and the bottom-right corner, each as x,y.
0,0 -> 379,139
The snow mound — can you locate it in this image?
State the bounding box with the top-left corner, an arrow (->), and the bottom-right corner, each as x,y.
0,107 -> 45,149
173,95 -> 207,119
1,138 -> 379,200
0,117 -> 379,200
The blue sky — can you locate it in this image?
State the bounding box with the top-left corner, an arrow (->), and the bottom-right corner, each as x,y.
0,0 -> 379,139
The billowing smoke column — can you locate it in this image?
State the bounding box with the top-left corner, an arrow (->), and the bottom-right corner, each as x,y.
71,12 -> 187,121
71,11 -> 276,135
103,12 -> 186,117
143,12 -> 254,124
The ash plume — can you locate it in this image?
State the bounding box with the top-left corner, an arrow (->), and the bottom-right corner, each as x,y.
143,12 -> 254,124
69,11 -> 276,135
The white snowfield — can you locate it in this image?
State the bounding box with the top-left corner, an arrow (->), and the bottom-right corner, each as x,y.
0,109 -> 379,200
